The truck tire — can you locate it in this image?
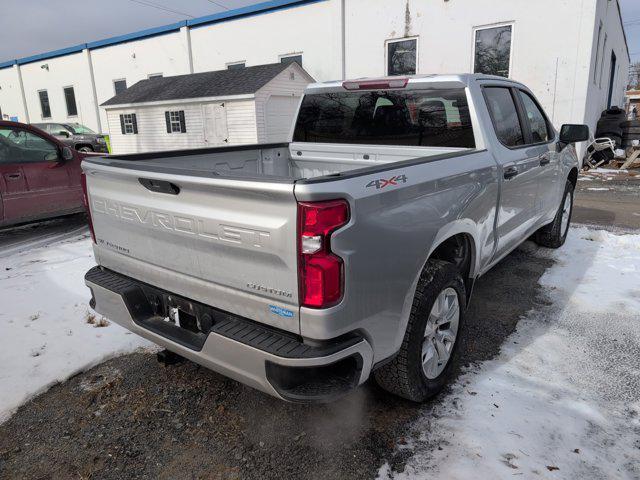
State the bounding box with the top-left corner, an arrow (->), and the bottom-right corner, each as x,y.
374,259 -> 466,402
534,180 -> 574,249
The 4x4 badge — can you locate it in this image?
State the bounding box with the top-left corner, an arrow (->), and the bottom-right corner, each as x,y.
366,174 -> 408,189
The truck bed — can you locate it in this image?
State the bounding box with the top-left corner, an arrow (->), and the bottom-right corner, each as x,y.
90,142 -> 469,182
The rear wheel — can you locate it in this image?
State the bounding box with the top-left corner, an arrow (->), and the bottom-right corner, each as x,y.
534,180 -> 574,248
374,259 -> 466,402
77,145 -> 93,153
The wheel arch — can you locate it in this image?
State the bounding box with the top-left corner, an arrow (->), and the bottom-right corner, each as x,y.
568,167 -> 578,189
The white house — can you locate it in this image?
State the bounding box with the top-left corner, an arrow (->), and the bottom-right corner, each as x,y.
0,0 -> 630,158
101,62 -> 312,154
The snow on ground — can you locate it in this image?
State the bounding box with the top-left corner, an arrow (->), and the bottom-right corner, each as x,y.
0,233 -> 152,423
379,227 -> 640,480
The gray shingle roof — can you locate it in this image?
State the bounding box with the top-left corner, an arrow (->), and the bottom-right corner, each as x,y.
101,62 -> 294,106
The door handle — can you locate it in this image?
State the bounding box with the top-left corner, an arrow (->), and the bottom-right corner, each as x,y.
539,154 -> 551,166
7,173 -> 22,179
503,166 -> 519,180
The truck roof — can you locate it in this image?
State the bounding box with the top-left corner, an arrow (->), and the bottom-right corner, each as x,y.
305,73 -> 527,93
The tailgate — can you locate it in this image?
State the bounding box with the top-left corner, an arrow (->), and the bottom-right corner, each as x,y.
83,160 -> 300,333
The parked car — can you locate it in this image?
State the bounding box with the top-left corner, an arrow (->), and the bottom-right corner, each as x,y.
32,122 -> 109,153
0,120 -> 91,228
82,74 -> 588,403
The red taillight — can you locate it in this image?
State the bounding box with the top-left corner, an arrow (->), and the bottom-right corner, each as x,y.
298,200 -> 349,309
342,78 -> 409,90
81,172 -> 96,244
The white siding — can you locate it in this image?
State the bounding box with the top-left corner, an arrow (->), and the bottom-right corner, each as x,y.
19,52 -> 99,130
0,66 -> 27,122
106,98 -> 257,154
189,0 -> 342,82
255,63 -> 313,142
91,30 -> 193,131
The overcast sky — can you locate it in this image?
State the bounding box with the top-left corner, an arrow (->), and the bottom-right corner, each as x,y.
1,0 -> 639,63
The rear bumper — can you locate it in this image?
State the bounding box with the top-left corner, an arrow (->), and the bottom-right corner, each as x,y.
84,266 -> 373,402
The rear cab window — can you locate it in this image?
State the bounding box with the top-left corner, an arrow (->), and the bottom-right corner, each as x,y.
292,88 -> 475,148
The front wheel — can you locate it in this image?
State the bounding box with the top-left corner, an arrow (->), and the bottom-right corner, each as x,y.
374,259 -> 466,402
77,146 -> 93,153
534,180 -> 574,249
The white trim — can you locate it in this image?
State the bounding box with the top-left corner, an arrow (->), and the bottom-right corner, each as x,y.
103,93 -> 255,110
384,36 -> 419,76
471,21 -> 515,78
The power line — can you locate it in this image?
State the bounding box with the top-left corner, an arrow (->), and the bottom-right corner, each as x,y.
127,0 -> 196,18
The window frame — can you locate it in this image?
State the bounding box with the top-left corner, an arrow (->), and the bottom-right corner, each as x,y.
226,61 -> 246,70
63,86 -> 78,117
385,37 -> 418,77
481,84 -> 555,150
38,89 -> 52,119
121,113 -> 136,135
599,34 -> 608,88
147,73 -> 163,79
165,110 -> 186,134
593,21 -> 603,85
472,22 -> 514,78
113,78 -> 127,95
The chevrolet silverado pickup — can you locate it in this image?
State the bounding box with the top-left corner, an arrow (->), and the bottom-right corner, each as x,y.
83,74 -> 589,402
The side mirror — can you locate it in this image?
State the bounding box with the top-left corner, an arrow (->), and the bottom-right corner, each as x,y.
62,146 -> 74,161
58,131 -> 70,138
559,124 -> 589,144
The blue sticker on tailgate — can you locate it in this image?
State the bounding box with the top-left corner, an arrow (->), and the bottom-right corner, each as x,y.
269,305 -> 294,318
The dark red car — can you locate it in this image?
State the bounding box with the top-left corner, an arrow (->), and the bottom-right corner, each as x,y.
0,120 -> 91,228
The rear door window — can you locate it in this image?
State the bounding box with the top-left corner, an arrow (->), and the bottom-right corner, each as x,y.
293,88 -> 475,148
483,87 -> 525,147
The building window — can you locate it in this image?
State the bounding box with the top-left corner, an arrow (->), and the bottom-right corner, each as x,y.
599,34 -> 608,88
594,22 -> 603,84
227,62 -> 246,70
114,79 -> 127,95
148,73 -> 163,79
38,90 -> 51,119
119,113 -> 138,135
474,24 -> 513,77
165,111 -> 186,133
280,54 -> 303,67
386,38 -> 417,76
63,86 -> 77,117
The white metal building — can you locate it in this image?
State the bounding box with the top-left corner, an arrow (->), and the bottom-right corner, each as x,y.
0,0 -> 630,156
101,62 -> 312,153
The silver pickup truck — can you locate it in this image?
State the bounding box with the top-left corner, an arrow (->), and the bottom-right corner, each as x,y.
83,74 -> 588,403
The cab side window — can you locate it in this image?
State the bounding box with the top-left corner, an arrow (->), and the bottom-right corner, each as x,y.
0,127 -> 59,164
519,91 -> 551,144
483,87 -> 525,147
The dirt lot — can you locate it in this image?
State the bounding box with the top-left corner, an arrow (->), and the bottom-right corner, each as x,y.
0,170 -> 637,479
573,168 -> 640,230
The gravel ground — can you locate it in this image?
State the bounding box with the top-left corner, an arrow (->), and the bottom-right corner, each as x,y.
0,245 -> 553,480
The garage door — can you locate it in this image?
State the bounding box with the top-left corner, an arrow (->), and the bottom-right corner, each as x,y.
265,95 -> 300,142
